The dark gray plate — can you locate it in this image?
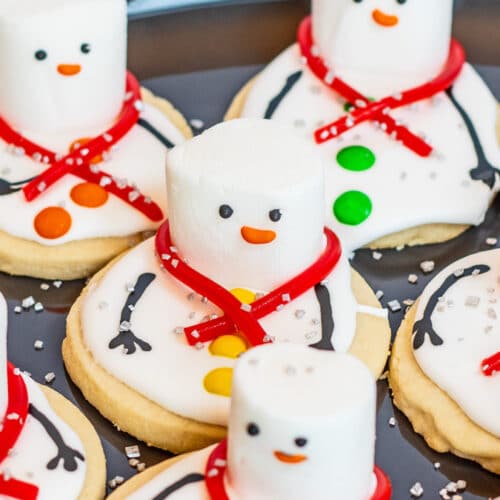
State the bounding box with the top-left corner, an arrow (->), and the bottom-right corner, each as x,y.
5,63 -> 500,499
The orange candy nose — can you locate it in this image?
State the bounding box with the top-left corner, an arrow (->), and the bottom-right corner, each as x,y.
57,64 -> 81,76
241,226 -> 276,245
273,451 -> 308,464
372,9 -> 399,27
34,206 -> 72,239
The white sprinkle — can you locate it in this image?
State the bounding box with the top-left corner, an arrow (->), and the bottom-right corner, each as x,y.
486,237 -> 498,246
454,268 -> 464,277
34,302 -> 44,313
446,482 -> 458,493
403,299 -> 415,307
80,148 -> 89,157
99,176 -> 112,187
388,417 -> 396,427
329,126 -> 337,136
214,458 -> 226,467
98,301 -> 108,310
104,133 -> 114,143
388,300 -> 401,312
324,70 -> 335,84
40,283 -> 50,291
194,342 -> 204,350
191,330 -> 200,339
207,468 -> 219,478
37,181 -> 46,192
119,321 -> 131,332
44,372 -> 56,384
465,296 -> 480,307
189,118 -> 204,130
295,309 -> 305,319
372,251 -> 383,261
134,100 -> 144,112
14,306 -> 22,314
408,274 -> 418,284
128,458 -> 139,467
173,327 -> 184,335
282,293 -> 291,303
128,190 -> 140,202
53,280 -> 63,289
433,462 -> 441,470
22,296 -> 35,309
409,482 -> 424,497
456,480 -> 466,490
125,445 -> 140,459
375,290 -> 384,300
34,340 -> 44,351
136,462 -> 146,472
488,308 -> 497,320
420,260 -> 435,274
171,259 -> 179,268
241,303 -> 252,312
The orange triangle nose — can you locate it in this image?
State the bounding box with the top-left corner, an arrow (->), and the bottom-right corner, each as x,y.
57,64 -> 82,76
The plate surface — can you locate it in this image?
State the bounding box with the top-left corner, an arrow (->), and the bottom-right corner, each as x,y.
5,64 -> 500,499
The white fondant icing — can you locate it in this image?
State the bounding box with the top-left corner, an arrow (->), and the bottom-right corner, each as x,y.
240,46 -> 500,252
0,0 -> 126,135
0,101 -> 185,245
81,237 -> 358,426
312,0 -> 453,96
167,119 -> 325,291
1,374 -> 87,500
226,345 -> 375,500
413,249 -> 500,437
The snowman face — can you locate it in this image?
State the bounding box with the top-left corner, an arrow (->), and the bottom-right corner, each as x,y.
226,345 -> 376,500
312,0 -> 453,94
167,119 -> 325,292
0,0 -> 127,134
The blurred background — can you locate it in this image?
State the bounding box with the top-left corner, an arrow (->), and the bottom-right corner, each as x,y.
126,0 -> 500,79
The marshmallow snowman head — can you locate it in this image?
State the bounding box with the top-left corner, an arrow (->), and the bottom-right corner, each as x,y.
166,119 -> 325,292
0,292 -> 7,420
0,0 -> 127,135
226,344 -> 376,500
312,0 -> 453,96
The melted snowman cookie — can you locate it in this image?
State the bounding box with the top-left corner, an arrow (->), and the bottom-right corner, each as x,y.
227,0 -> 500,251
390,249 -> 500,474
64,120 -> 391,454
0,0 -> 191,280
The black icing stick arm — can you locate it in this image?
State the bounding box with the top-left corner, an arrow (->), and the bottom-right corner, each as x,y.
264,70 -> 303,119
29,404 -> 84,472
138,118 -> 175,149
413,264 -> 490,350
310,283 -> 335,351
109,272 -> 156,355
152,473 -> 205,500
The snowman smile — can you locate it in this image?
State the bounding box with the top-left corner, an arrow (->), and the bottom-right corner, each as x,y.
273,451 -> 308,464
372,9 -> 399,27
57,64 -> 82,76
240,226 -> 276,245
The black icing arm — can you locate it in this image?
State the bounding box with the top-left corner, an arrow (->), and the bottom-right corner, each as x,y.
310,283 -> 335,351
413,264 -> 490,350
264,70 -> 303,119
137,118 -> 175,149
109,273 -> 156,355
446,88 -> 499,189
29,404 -> 84,472
0,176 -> 37,196
152,473 -> 205,499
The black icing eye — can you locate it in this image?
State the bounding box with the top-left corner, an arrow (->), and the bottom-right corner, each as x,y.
35,50 -> 47,61
219,204 -> 234,219
295,437 -> 307,447
396,0 -> 407,3
81,43 -> 91,54
353,0 -> 363,3
269,209 -> 282,222
247,423 -> 260,436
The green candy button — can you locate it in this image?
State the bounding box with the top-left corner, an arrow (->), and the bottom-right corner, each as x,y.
336,145 -> 376,172
333,191 -> 372,226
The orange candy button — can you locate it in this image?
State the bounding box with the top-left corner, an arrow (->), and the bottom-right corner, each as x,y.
70,182 -> 109,208
34,207 -> 72,239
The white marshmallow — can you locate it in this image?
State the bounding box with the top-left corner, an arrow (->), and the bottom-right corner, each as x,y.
0,0 -> 127,135
226,344 -> 376,500
166,118 -> 325,292
0,293 -> 7,419
312,0 -> 453,96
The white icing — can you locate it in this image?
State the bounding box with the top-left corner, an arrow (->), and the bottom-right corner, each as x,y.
81,237 -> 359,426
1,375 -> 87,500
312,0 -> 453,96
0,0 -> 126,134
226,345 -> 375,500
240,45 -> 500,252
0,0 -> 187,246
0,101 -> 185,245
413,249 -> 500,437
167,119 -> 325,291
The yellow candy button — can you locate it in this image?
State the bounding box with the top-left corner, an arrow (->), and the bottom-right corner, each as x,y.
231,288 -> 256,305
203,368 -> 233,397
209,335 -> 247,359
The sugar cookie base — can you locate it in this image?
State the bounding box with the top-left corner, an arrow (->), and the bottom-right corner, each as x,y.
41,384 -> 107,499
389,303 -> 500,474
64,252 -> 390,455
0,88 -> 192,280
